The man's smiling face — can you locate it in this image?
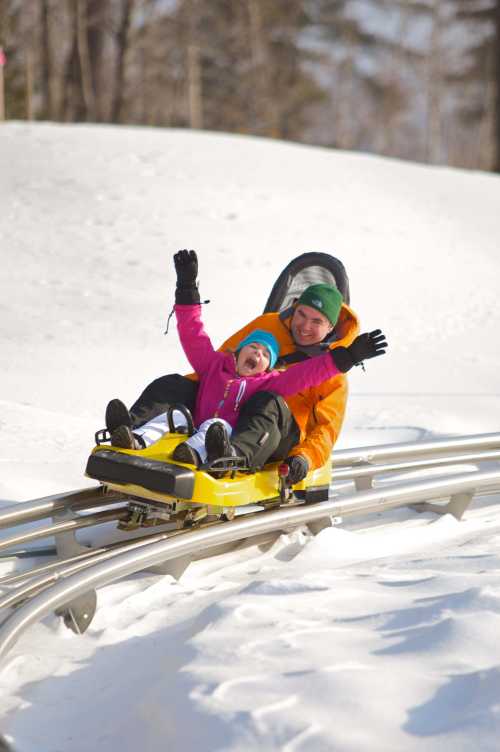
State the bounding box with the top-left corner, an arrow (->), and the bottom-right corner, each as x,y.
290,304 -> 334,346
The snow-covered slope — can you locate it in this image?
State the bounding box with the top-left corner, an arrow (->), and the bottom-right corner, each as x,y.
1,122 -> 500,751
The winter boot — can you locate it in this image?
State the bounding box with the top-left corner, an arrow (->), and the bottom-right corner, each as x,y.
205,421 -> 233,464
172,441 -> 200,467
205,422 -> 246,478
111,425 -> 142,450
105,398 -> 132,433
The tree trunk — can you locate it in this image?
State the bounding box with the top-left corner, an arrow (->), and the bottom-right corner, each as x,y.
138,0 -> 153,124
25,48 -> 34,120
111,0 -> 134,122
185,0 -> 202,129
248,0 -> 265,131
62,2 -> 84,121
495,1 -> 500,171
0,58 -> 5,121
335,22 -> 357,150
86,0 -> 106,121
426,0 -> 442,163
76,0 -> 96,120
187,42 -> 202,128
40,0 -> 55,119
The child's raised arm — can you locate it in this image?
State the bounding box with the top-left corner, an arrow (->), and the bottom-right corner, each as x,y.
173,250 -> 219,374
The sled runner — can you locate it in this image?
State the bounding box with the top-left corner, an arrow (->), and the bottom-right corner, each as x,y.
85,252 -> 350,528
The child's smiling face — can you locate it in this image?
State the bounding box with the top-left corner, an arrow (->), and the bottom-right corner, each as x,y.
236,342 -> 271,376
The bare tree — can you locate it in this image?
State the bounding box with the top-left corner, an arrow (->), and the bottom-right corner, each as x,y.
40,0 -> 55,119
110,0 -> 134,122
86,0 -> 108,121
76,0 -> 96,119
494,0 -> 500,171
1,0 -> 498,171
184,0 -> 202,129
426,0 -> 443,163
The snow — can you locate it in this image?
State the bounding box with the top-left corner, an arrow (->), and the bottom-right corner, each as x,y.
1,121 -> 500,750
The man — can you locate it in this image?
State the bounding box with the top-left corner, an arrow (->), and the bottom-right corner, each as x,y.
106,251 -> 384,483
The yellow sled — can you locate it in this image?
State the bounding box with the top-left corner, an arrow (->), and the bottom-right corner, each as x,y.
85,429 -> 331,528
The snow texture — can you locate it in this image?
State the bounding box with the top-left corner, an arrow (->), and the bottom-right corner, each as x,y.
1,122 -> 500,751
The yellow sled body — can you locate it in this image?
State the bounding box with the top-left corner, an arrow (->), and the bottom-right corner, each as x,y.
85,432 -> 331,519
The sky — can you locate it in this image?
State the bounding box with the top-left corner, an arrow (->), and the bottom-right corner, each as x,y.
0,122 -> 500,751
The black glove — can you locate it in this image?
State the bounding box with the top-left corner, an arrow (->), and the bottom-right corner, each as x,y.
284,455 -> 309,484
174,249 -> 200,305
330,329 -> 387,373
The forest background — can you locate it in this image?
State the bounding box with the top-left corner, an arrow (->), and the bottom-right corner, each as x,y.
1,0 -> 499,172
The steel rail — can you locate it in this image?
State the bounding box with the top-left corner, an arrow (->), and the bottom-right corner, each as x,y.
0,434 -> 498,542
0,521 -> 281,611
1,467 -> 500,664
332,431 -> 500,467
5,475 -> 500,606
0,486 -> 122,531
0,507 -> 129,554
0,435 -> 498,604
0,516 -> 243,590
0,546 -> 111,589
0,533 -> 177,611
0,522 -> 212,602
332,449 -> 500,488
1,442 -> 499,544
0,537 -> 138,588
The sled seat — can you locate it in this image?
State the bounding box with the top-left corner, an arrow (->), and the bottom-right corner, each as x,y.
263,251 -> 350,313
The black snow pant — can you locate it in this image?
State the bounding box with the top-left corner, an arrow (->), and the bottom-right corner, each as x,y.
231,391 -> 300,468
129,376 -> 300,468
129,374 -> 199,430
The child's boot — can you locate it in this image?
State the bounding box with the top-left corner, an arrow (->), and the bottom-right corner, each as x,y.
172,441 -> 200,467
110,425 -> 142,450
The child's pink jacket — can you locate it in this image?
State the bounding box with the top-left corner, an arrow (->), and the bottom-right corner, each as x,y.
176,305 -> 340,429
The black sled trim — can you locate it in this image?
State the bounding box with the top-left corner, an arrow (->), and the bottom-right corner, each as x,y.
85,450 -> 195,499
295,485 -> 330,504
305,485 -> 330,503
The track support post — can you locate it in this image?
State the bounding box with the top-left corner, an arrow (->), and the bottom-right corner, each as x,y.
415,491 -> 474,521
52,507 -> 97,633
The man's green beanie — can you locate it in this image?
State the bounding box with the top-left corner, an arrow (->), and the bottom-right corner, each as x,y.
297,283 -> 343,325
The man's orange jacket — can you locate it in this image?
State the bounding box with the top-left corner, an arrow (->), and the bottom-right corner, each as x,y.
217,303 -> 360,470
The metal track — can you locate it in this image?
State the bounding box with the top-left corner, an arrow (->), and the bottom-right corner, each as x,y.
0,432 -> 499,664
0,435 -> 499,580
331,431 -> 500,466
0,487 -> 122,530
1,432 -> 499,552
1,467 -> 500,662
0,515 -> 268,610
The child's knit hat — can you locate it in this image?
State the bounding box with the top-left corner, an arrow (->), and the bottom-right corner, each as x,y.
297,283 -> 343,325
237,329 -> 279,368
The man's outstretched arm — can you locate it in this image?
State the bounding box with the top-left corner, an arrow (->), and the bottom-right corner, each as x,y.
287,374 -> 348,473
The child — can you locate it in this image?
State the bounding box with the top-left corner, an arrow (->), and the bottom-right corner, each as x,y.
108,251 -> 387,468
